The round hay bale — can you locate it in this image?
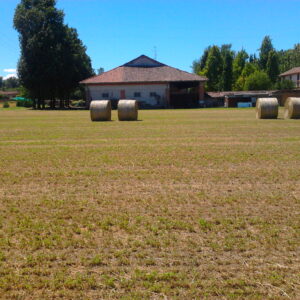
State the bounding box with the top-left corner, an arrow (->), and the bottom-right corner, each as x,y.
256,98 -> 278,119
284,97 -> 300,119
118,100 -> 138,121
90,100 -> 111,121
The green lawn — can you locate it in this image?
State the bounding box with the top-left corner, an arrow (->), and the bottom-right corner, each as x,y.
0,108 -> 299,299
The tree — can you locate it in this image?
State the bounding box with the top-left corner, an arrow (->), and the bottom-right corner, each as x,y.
220,50 -> 233,91
266,50 -> 280,83
244,71 -> 271,90
203,46 -> 223,91
192,46 -> 211,74
14,0 -> 65,108
259,36 -> 274,70
97,67 -> 104,75
3,77 -> 20,89
275,79 -> 295,90
278,44 -> 300,73
14,0 -> 93,109
232,49 -> 249,83
233,63 -> 257,90
55,26 -> 94,107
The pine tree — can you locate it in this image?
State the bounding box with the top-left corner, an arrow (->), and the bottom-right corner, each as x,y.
203,46 -> 223,91
220,50 -> 233,91
266,50 -> 280,83
259,36 -> 274,70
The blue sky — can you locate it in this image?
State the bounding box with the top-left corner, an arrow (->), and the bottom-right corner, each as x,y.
1,0 -> 300,79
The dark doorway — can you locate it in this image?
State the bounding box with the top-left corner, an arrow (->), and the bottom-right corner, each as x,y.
169,81 -> 199,108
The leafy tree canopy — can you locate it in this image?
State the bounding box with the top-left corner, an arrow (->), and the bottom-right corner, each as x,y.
203,46 -> 223,91
232,49 -> 249,83
14,0 -> 94,106
244,71 -> 271,91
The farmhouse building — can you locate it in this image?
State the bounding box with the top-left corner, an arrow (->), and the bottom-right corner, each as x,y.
279,67 -> 300,88
80,55 -> 207,108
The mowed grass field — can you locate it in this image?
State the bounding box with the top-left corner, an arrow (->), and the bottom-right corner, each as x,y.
0,108 -> 299,299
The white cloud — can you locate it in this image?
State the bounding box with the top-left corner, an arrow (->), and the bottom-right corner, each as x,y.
3,73 -> 17,80
4,69 -> 17,73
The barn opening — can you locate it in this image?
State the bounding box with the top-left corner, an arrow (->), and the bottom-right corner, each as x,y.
169,81 -> 200,108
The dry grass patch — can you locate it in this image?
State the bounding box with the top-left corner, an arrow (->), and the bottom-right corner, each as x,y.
0,108 -> 299,299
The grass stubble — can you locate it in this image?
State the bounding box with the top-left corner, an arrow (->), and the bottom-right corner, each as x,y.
0,108 -> 299,299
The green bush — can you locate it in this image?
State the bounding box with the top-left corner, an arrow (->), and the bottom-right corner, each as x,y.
275,79 -> 295,90
244,71 -> 272,91
3,101 -> 10,108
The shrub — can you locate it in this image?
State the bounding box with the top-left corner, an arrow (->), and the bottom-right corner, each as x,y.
3,101 -> 10,108
275,79 -> 295,90
244,71 -> 272,91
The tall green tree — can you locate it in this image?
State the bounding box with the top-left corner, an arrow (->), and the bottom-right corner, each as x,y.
232,49 -> 249,83
0,77 -> 3,89
192,46 -> 211,74
14,0 -> 93,109
220,48 -> 233,91
55,26 -> 94,106
259,36 -> 274,70
266,50 -> 280,83
14,0 -> 65,107
203,46 -> 223,91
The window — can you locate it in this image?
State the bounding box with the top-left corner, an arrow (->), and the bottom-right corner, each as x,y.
102,93 -> 109,98
150,92 -> 157,97
134,92 -> 141,97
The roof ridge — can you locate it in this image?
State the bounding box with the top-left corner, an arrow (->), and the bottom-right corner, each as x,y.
123,54 -> 165,67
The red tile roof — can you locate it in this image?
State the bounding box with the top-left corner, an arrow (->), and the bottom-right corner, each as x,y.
279,67 -> 300,77
81,55 -> 207,84
0,91 -> 18,96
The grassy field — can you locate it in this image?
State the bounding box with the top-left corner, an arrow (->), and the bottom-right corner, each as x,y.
0,108 -> 299,299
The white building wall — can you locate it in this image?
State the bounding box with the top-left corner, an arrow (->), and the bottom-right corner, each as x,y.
88,84 -> 168,106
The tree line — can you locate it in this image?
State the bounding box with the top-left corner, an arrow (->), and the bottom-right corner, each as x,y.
192,36 -> 299,92
0,77 -> 20,90
13,0 -> 94,109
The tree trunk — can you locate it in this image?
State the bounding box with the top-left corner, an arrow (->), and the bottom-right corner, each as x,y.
37,99 -> 41,109
33,99 -> 37,109
60,99 -> 64,109
42,100 -> 45,110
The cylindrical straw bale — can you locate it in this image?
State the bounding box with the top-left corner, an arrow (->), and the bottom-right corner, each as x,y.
256,98 -> 278,119
90,100 -> 111,121
284,97 -> 300,119
118,100 -> 138,121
